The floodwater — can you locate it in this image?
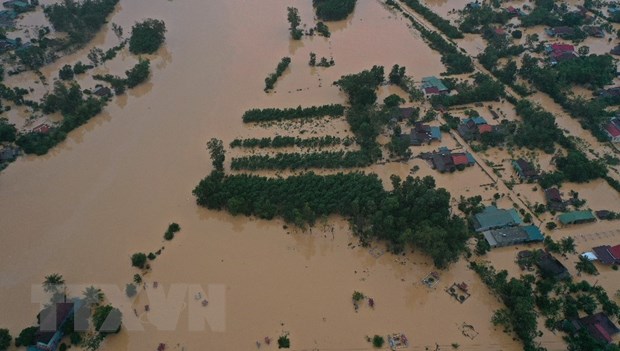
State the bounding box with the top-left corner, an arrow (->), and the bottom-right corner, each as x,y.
0,0 -> 527,350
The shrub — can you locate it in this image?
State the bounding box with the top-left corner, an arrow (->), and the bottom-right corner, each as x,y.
277,334 -> 290,348
125,283 -> 137,297
372,335 -> 384,348
0,328 -> 11,351
131,253 -> 147,269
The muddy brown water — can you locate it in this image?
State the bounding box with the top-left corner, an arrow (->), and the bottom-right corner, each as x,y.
0,0 -> 617,350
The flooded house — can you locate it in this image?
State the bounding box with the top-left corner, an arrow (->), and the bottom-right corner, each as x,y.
570,313 -> 620,344
535,250 -> 571,280
545,26 -> 575,38
421,76 -> 449,96
472,205 -> 522,232
32,123 -> 51,134
605,117 -> 620,142
420,147 -> 475,173
583,26 -> 604,38
558,210 -> 596,225
0,146 -> 18,163
544,187 -> 566,211
591,245 -> 620,265
545,43 -> 577,65
512,158 -> 539,182
29,300 -> 85,351
457,116 -> 493,141
482,225 -> 544,248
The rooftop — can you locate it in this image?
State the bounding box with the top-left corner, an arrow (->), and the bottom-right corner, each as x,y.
421,76 -> 448,92
559,210 -> 596,225
473,206 -> 522,232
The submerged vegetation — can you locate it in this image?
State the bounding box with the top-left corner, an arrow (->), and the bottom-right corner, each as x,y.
313,0 -> 356,21
242,104 -> 344,123
400,0 -> 463,39
129,19 -> 167,54
264,57 -> 291,92
231,150 -> 371,171
230,136 -> 343,149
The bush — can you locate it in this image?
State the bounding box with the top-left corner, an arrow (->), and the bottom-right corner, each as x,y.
59,343 -> 68,351
129,19 -> 166,54
147,252 -> 156,260
125,59 -> 150,88
92,305 -> 122,334
313,0 -> 356,21
125,283 -> 137,297
372,335 -> 385,348
0,329 -> 11,351
277,334 -> 290,348
58,64 -> 74,80
131,253 -> 147,269
14,326 -> 37,347
69,332 -> 82,346
511,30 -> 522,39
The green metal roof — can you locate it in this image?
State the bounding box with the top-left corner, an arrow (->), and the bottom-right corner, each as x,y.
422,76 -> 448,92
474,206 -> 522,231
523,225 -> 544,242
559,211 -> 596,225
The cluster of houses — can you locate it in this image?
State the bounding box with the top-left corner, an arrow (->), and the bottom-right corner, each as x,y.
512,158 -> 539,182
419,146 -> 476,173
420,76 -> 449,96
545,43 -> 577,65
474,205 -> 545,249
400,122 -> 441,146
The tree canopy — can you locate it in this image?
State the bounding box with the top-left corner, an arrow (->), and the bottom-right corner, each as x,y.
129,19 -> 166,54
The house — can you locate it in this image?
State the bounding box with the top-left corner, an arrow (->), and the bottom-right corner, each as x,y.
573,313 -> 620,344
605,117 -> 620,142
0,146 -> 18,163
482,225 -> 544,248
473,205 -> 522,232
431,151 -> 455,173
404,123 -> 441,146
598,87 -> 620,99
611,45 -> 620,56
545,26 -> 576,38
536,250 -> 571,280
420,147 -> 475,173
32,123 -> 51,134
583,26 -> 604,38
93,85 -> 112,98
513,158 -> 539,181
466,1 -> 481,10
421,76 -> 449,96
595,210 -> 612,220
505,6 -> 526,16
393,107 -> 416,122
592,245 -> 620,265
558,210 -> 596,225
29,300 -> 83,351
2,0 -> 33,12
545,187 -> 566,211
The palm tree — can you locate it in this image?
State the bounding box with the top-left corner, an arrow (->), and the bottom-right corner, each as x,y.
83,286 -> 104,306
43,274 -> 65,293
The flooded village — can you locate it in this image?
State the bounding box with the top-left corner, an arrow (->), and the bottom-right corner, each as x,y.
0,0 -> 620,350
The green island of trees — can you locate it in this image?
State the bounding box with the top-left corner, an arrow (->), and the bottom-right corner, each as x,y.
44,0 -> 119,49
264,57 -> 291,92
430,73 -> 504,107
93,58 -> 151,94
242,104 -> 344,123
129,19 -> 167,54
230,136 -> 343,149
194,170 -> 470,268
312,0 -> 356,21
287,7 -> 303,40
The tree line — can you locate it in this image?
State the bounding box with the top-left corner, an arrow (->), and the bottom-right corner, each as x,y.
242,104 -> 344,122
230,135 -> 343,149
93,58 -> 151,94
400,0 -> 463,39
265,57 -> 291,92
430,73 -> 504,107
231,150 -> 371,171
312,0 -> 356,21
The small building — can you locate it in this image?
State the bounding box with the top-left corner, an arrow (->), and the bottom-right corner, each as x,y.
545,26 -> 576,38
558,210 -> 596,225
574,313 -> 620,344
545,187 -> 566,211
473,205 -> 522,232
595,210 -> 612,220
2,0 -> 33,12
32,123 -> 51,134
421,76 -> 449,96
505,6 -> 526,16
536,250 -> 571,280
605,117 -> 620,143
610,45 -> 620,56
420,147 -> 475,173
545,43 -> 577,65
457,116 -> 489,141
404,123 -> 441,146
592,245 -> 620,265
583,26 -> 604,38
512,158 -> 538,181
93,85 -> 112,98
431,151 -> 455,173
393,107 -> 416,121
482,225 -> 544,248
0,146 -> 18,163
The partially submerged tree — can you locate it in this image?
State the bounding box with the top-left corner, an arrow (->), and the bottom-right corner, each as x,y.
129,19 -> 166,54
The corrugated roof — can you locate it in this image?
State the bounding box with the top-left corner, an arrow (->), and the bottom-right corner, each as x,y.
523,225 -> 544,241
473,206 -> 522,231
559,211 -> 596,225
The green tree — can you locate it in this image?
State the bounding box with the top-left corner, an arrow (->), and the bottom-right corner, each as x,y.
0,119 -> 17,143
207,138 -> 225,172
0,329 -> 11,351
125,59 -> 150,88
92,305 -> 122,334
313,0 -> 356,21
287,7 -> 303,40
575,256 -> 598,276
58,64 -> 74,80
14,326 -> 37,347
372,335 -> 384,348
277,333 -> 290,348
129,19 -> 166,54
83,286 -> 104,306
131,253 -> 147,269
43,273 -> 65,293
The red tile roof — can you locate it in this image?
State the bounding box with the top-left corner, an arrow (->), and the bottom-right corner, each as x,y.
452,154 -> 469,166
424,87 -> 440,95
609,245 -> 620,259
551,43 -> 574,53
593,323 -> 612,343
478,124 -> 493,134
32,124 -> 50,134
606,122 -> 620,137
